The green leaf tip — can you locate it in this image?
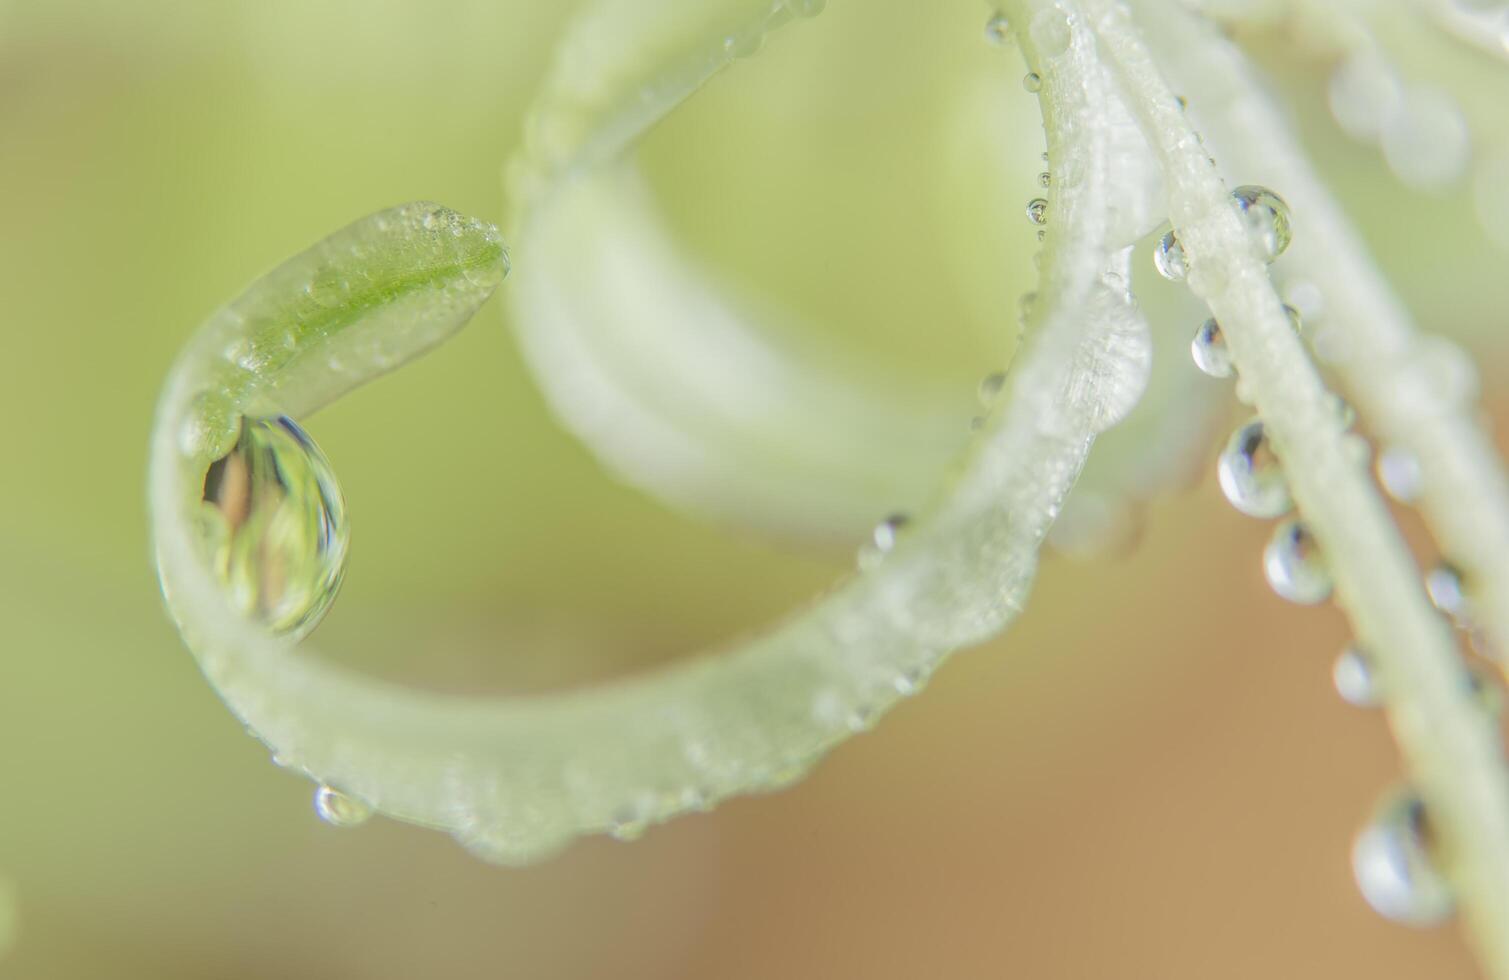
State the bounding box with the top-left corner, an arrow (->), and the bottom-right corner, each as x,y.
173,201 -> 508,462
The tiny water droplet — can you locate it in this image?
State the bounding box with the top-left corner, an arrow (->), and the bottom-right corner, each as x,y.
609,803 -> 650,841
1036,228 -> 1046,242
978,371 -> 1007,404
1230,185 -> 1292,263
1327,393 -> 1357,429
200,416 -> 349,639
1283,304 -> 1304,335
1218,419 -> 1292,518
858,514 -> 909,570
1022,72 -> 1042,93
1175,94 -> 1188,110
983,12 -> 1011,45
1037,171 -> 1051,188
1026,197 -> 1049,225
1265,520 -> 1333,605
1377,447 -> 1423,503
1334,646 -> 1381,707
1426,563 -> 1469,621
1191,318 -> 1233,378
1353,789 -> 1454,927
1018,291 -> 1038,323
314,784 -> 373,828
1153,230 -> 1187,281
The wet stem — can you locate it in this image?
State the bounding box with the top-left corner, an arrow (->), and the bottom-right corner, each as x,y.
999,0 -> 1509,974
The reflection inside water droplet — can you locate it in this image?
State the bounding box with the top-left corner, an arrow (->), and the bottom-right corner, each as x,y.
1153,230 -> 1187,281
1191,318 -> 1232,378
200,415 -> 349,640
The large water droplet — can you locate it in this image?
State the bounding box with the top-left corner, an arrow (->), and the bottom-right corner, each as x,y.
1334,646 -> 1381,707
1191,318 -> 1233,378
1265,520 -> 1333,605
200,415 -> 349,639
314,784 -> 373,828
1230,185 -> 1292,263
1353,789 -> 1454,927
1218,419 -> 1292,518
1153,230 -> 1187,281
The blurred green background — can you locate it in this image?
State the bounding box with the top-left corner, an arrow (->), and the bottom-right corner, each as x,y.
3,0 -> 1508,976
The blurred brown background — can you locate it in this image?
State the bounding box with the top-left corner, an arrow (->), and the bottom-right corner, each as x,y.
1,0 -> 1505,977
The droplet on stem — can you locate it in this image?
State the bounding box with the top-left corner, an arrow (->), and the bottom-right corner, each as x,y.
1026,198 -> 1049,225
1377,447 -> 1423,503
1218,419 -> 1292,518
1352,789 -> 1454,927
1334,646 -> 1381,707
1264,520 -> 1333,605
200,415 -> 349,640
1230,185 -> 1292,263
314,784 -> 373,828
1190,318 -> 1232,378
1153,230 -> 1187,281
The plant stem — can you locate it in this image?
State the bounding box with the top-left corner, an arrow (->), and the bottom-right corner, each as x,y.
1089,0 -> 1509,972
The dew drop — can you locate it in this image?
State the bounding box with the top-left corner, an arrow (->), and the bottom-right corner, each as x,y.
314,784 -> 373,828
1191,318 -> 1233,378
1334,646 -> 1381,707
1264,520 -> 1333,605
1026,197 -> 1049,225
1230,185 -> 1292,263
1218,419 -> 1292,518
200,415 -> 349,640
1426,562 -> 1469,621
1022,72 -> 1042,93
1283,304 -> 1304,335
983,12 -> 1011,45
1352,789 -> 1454,927
1153,230 -> 1187,281
1037,171 -> 1051,189
858,514 -> 909,571
1377,447 -> 1423,503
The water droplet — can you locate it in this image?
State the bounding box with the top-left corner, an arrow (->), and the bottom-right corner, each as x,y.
609,801 -> 652,841
1153,230 -> 1187,281
858,514 -> 909,571
1352,789 -> 1454,927
200,416 -> 349,639
1230,185 -> 1292,263
1037,171 -> 1051,188
1022,72 -> 1042,93
1026,197 -> 1049,225
1426,563 -> 1469,621
1218,419 -> 1292,518
1265,520 -> 1333,605
1283,304 -> 1304,335
1334,646 -> 1381,707
1377,447 -> 1423,502
1191,318 -> 1233,378
314,784 -> 373,828
983,12 -> 1011,45
978,372 -> 1007,404
1327,393 -> 1357,429
1036,228 -> 1046,242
